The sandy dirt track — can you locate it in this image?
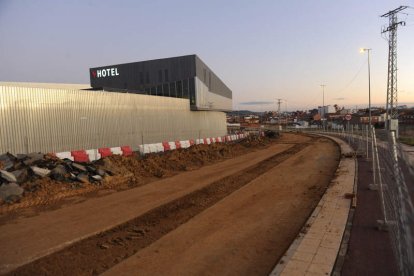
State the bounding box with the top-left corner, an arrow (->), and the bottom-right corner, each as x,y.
104,136 -> 339,276
3,133 -> 340,275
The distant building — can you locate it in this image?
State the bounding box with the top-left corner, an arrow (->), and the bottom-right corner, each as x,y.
318,105 -> 336,117
340,109 -> 352,115
359,115 -> 384,124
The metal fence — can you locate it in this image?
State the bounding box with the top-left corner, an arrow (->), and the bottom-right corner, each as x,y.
0,85 -> 227,154
303,125 -> 414,275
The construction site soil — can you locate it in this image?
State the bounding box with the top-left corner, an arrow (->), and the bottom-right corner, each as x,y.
0,136 -> 269,218
1,133 -> 341,276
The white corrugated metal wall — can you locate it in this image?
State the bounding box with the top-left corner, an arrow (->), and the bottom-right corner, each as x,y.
0,86 -> 227,154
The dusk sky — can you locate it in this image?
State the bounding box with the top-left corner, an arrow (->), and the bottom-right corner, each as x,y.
0,0 -> 413,111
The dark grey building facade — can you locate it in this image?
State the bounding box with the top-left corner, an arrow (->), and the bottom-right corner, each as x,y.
89,55 -> 232,111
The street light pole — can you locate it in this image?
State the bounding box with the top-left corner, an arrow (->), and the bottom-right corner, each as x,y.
320,84 -> 326,130
361,48 -> 372,131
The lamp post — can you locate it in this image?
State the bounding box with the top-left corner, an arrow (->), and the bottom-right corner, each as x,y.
320,84 -> 326,130
360,48 -> 372,131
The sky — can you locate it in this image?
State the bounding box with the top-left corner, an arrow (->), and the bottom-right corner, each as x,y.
0,0 -> 413,111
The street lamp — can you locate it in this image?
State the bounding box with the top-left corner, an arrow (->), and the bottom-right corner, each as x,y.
360,48 -> 372,131
320,84 -> 326,130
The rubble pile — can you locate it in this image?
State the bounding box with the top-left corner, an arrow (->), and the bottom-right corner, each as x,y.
238,134 -> 272,148
0,153 -> 110,203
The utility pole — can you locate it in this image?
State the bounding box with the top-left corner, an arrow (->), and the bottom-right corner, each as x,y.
320,84 -> 326,130
381,6 -> 408,132
276,98 -> 283,125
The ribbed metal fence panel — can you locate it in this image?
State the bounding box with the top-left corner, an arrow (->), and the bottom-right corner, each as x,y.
0,85 -> 226,154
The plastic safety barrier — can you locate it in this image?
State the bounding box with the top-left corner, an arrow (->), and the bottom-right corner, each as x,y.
55,152 -> 74,161
86,149 -> 101,161
196,139 -> 204,145
71,150 -> 90,163
154,143 -> 164,153
110,147 -> 123,155
175,141 -> 181,149
162,141 -> 171,151
138,145 -> 150,155
98,147 -> 113,158
168,141 -> 176,150
121,146 -> 133,156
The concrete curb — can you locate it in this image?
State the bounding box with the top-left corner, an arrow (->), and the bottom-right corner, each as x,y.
270,134 -> 356,276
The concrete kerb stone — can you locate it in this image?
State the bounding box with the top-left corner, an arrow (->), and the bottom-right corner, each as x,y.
270,134 -> 356,276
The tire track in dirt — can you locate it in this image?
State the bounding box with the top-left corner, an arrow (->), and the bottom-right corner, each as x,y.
9,138 -> 318,276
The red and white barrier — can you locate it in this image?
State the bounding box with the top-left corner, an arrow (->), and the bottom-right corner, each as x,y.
55,152 -> 74,161
71,150 -> 90,163
196,139 -> 204,145
98,148 -> 112,158
86,149 -> 101,161
54,132 -> 249,161
154,143 -> 164,153
162,141 -> 171,151
121,146 -> 133,156
110,147 -> 123,155
168,141 -> 176,150
180,140 -> 191,148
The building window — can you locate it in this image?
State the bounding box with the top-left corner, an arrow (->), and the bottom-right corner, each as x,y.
139,72 -> 144,84
203,69 -> 207,82
158,70 -> 163,82
157,85 -> 163,96
146,72 -> 150,84
189,78 -> 196,105
164,69 -> 169,82
170,82 -> 176,97
163,83 -> 170,97
183,79 -> 189,99
209,72 -> 212,90
176,80 -> 182,98
150,86 -> 156,95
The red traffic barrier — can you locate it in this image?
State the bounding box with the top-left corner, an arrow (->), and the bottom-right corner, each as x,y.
71,150 -> 90,163
121,146 -> 133,156
98,148 -> 113,158
175,141 -> 182,149
162,141 -> 171,151
189,139 -> 195,146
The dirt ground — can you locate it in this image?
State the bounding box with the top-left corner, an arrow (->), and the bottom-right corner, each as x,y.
0,136 -> 269,219
2,133 -> 340,276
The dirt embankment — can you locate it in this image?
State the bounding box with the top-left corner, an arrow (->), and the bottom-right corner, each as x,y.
0,136 -> 271,215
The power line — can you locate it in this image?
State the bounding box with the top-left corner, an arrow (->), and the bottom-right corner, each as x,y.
331,59 -> 367,95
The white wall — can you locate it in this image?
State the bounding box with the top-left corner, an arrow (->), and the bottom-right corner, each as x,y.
0,85 -> 227,154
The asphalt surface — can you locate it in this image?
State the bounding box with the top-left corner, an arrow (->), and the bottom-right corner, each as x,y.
341,157 -> 399,275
